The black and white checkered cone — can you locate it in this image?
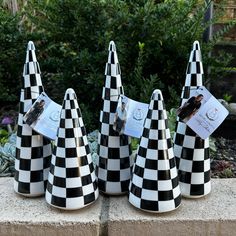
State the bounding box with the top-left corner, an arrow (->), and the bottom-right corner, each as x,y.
14,41 -> 52,197
45,88 -> 99,210
173,41 -> 211,198
97,41 -> 132,195
129,90 -> 181,213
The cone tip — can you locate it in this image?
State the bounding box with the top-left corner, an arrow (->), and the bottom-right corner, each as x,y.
27,41 -> 35,50
108,41 -> 116,51
193,41 -> 200,50
151,89 -> 163,101
65,88 -> 75,95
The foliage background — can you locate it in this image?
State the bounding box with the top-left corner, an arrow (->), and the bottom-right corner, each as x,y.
0,0 -> 234,131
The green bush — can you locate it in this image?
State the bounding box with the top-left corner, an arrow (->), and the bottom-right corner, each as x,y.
0,0 -> 234,131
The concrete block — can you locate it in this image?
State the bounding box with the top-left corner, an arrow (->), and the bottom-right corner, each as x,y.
107,179 -> 236,236
0,178 -> 102,236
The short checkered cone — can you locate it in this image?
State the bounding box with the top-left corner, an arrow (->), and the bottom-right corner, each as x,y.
173,41 -> 211,198
129,90 -> 181,213
45,88 -> 98,210
97,41 -> 132,195
14,41 -> 52,197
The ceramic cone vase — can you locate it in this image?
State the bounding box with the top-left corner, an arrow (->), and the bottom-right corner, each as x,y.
45,88 -> 99,210
129,90 -> 181,213
173,41 -> 211,198
14,41 -> 52,197
97,41 -> 132,195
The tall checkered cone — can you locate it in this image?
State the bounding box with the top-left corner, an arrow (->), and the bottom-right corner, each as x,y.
173,41 -> 211,198
45,88 -> 99,210
14,41 -> 52,197
96,41 -> 132,195
129,89 -> 181,213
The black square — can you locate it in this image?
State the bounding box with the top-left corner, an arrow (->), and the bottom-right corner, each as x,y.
178,170 -> 191,184
53,176 -> 66,187
65,128 -> 74,138
169,157 -> 176,169
148,139 -> 158,149
57,137 -> 65,147
190,184 -> 204,196
66,187 -> 83,197
138,146 -> 147,157
31,147 -> 43,159
145,159 -> 157,170
99,157 -> 107,169
204,170 -> 211,182
51,195 -> 66,208
102,112 -> 110,124
192,161 -> 204,172
181,148 -> 194,160
143,179 -> 157,190
120,157 -> 131,169
134,165 -> 144,178
80,155 -> 89,166
19,159 -> 31,171
142,128 -> 150,138
174,133 -> 184,146
194,137 -> 205,148
107,170 -> 120,182
174,194 -> 181,207
30,170 -> 43,182
98,179 -> 106,192
65,148 -> 77,158
150,120 -> 158,129
108,148 -> 120,159
130,183 -> 141,198
110,75 -> 117,89
120,180 -> 129,192
120,135 -> 129,146
158,170 -> 171,180
84,192 -> 96,205
100,134 -> 108,146
66,167 -> 80,178
141,199 -> 158,211
21,136 -> 32,147
110,101 -> 118,113
172,176 -> 179,188
47,181 -> 53,193
185,126 -> 196,136
152,100 -> 159,110
158,190 -> 173,201
18,182 -> 30,194
81,174 -> 92,186
55,157 -> 65,167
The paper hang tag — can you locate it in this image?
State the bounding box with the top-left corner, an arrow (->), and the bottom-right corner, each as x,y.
113,95 -> 149,138
23,92 -> 62,140
177,86 -> 229,139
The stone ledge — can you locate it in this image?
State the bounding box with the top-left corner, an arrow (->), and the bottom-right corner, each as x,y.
0,178 -> 236,236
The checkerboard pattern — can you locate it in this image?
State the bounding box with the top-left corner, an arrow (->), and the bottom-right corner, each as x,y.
129,90 -> 181,213
45,88 -> 98,210
14,41 -> 52,197
97,41 -> 132,195
173,41 -> 211,198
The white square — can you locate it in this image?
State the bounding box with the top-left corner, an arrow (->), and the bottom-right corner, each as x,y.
66,177 -> 82,188
66,197 -> 84,209
173,145 -> 182,158
143,169 -> 157,180
106,182 -> 121,193
120,146 -> 130,158
146,149 -> 158,160
179,159 -> 192,172
66,158 -> 78,168
99,146 -> 108,158
76,146 -> 87,157
97,168 -> 107,180
158,180 -> 172,191
158,120 -> 166,130
19,147 -> 32,159
132,174 -> 143,188
172,185 -> 181,198
191,173 -> 204,184
80,165 -> 90,176
120,168 -> 131,181
65,138 -> 76,148
183,136 -> 195,149
141,189 -> 157,201
57,129 -> 65,138
136,156 -> 145,168
55,147 -> 65,158
65,120 -> 74,129
107,159 -> 120,170
18,170 -> 30,182
54,166 -> 66,178
140,137 -> 148,148
31,159 -> 43,171
158,200 -> 175,212
52,185 -> 66,198
148,129 -> 158,140
129,193 -> 141,209
30,182 -> 44,195
158,160 -> 170,170
176,122 -> 186,135
193,149 -> 205,161
158,140 -> 167,150
31,135 -> 43,147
